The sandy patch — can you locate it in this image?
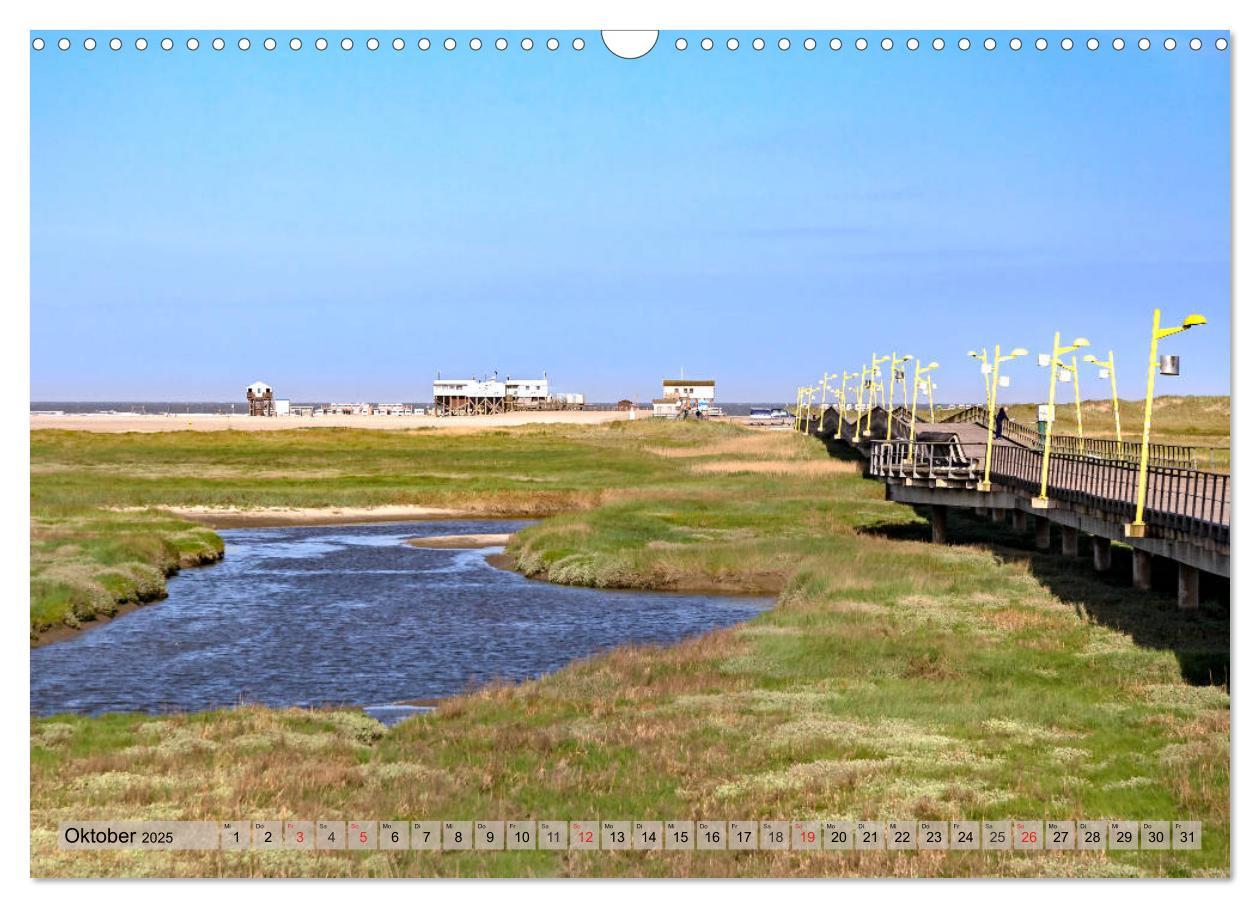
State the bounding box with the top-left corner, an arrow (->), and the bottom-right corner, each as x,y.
405,533 -> 512,549
31,410 -> 645,434
136,505 -> 475,528
690,459 -> 859,475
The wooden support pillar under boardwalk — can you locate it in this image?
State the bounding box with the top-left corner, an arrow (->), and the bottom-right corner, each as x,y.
1092,535 -> 1112,573
1178,563 -> 1200,610
1035,515 -> 1051,551
931,505 -> 948,545
1061,525 -> 1079,557
1132,548 -> 1152,591
991,508 -> 1005,523
1010,510 -> 1027,532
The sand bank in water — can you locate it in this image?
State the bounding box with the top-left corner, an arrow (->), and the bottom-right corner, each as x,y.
405,534 -> 512,549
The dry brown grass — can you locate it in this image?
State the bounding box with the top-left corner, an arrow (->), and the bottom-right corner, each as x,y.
690,459 -> 861,476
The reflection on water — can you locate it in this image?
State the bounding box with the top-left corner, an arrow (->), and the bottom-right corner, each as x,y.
30,521 -> 770,721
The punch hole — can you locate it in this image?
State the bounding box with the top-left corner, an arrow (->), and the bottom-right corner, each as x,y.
262,37 -> 275,51
57,37 -> 70,51
135,37 -> 147,50
1113,38 -> 1125,50
469,38 -> 482,51
444,38 -> 456,51
496,38 -> 508,51
701,37 -> 713,51
752,37 -> 765,51
1035,37 -> 1048,51
32,37 -> 45,51
1138,37 -> 1150,51
366,37 -> 379,51
547,37 -> 559,51
803,37 -> 816,50
906,37 -> 918,50
727,38 -> 739,51
1215,37 -> 1227,50
84,37 -> 97,51
110,38 -> 122,51
675,38 -> 687,51
293,38 -> 304,51
983,37 -> 996,51
932,38 -> 944,51
779,38 -> 790,51
1061,38 -> 1073,51
316,37 -> 329,51
601,30 -> 657,59
417,38 -> 429,51
958,37 -> 971,51
1189,37 -> 1202,50
342,38 -> 354,51
186,37 -> 198,51
237,37 -> 250,51
162,37 -> 174,51
881,37 -> 893,50
855,37 -> 868,51
1164,38 -> 1176,51
573,38 -> 585,50
829,38 -> 841,51
1010,37 -> 1022,50
521,37 -> 534,51
1087,38 -> 1099,50
213,37 -> 225,51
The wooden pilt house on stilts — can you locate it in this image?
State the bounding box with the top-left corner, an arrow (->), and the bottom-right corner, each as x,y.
245,381 -> 275,417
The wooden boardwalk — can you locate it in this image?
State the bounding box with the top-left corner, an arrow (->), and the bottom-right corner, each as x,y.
809,406 -> 1229,596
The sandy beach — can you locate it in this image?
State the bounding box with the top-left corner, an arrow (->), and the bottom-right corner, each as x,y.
405,533 -> 513,549
30,409 -> 648,434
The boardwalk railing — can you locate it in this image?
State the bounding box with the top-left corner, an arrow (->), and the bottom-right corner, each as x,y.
1000,419 -> 1198,470
868,440 -> 1230,543
869,440 -> 980,483
942,405 -> 987,425
988,444 -> 1229,542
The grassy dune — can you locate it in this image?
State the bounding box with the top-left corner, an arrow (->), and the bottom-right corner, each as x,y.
29,413 -> 1229,877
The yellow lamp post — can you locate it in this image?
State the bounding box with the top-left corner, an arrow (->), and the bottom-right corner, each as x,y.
863,354 -> 890,436
1083,351 -> 1122,442
818,371 -> 838,427
800,386 -> 819,432
834,370 -> 858,439
793,386 -> 806,432
854,367 -> 869,434
1125,309 -> 1207,536
976,345 -> 1028,492
886,353 -> 913,440
1032,333 -> 1090,507
907,360 -> 939,444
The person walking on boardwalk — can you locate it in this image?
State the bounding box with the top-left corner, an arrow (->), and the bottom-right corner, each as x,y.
994,406 -> 1008,439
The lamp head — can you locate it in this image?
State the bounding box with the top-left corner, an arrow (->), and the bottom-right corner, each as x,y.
926,361 -> 939,370
967,350 -> 980,359
1071,337 -> 1090,349
1083,354 -> 1099,364
1182,313 -> 1208,329
1010,347 -> 1029,357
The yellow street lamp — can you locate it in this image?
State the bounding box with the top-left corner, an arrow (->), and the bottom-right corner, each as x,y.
977,345 -> 1028,492
818,371 -> 838,425
863,354 -> 890,436
1032,333 -> 1090,507
887,353 -> 913,439
804,386 -> 819,431
1083,351 -> 1122,443
834,370 -> 858,439
908,360 -> 939,444
793,386 -> 807,432
1126,309 -> 1207,536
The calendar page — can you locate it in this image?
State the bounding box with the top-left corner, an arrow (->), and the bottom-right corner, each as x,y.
24,6 -> 1232,889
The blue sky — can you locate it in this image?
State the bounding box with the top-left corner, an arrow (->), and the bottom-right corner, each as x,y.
31,30 -> 1230,402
